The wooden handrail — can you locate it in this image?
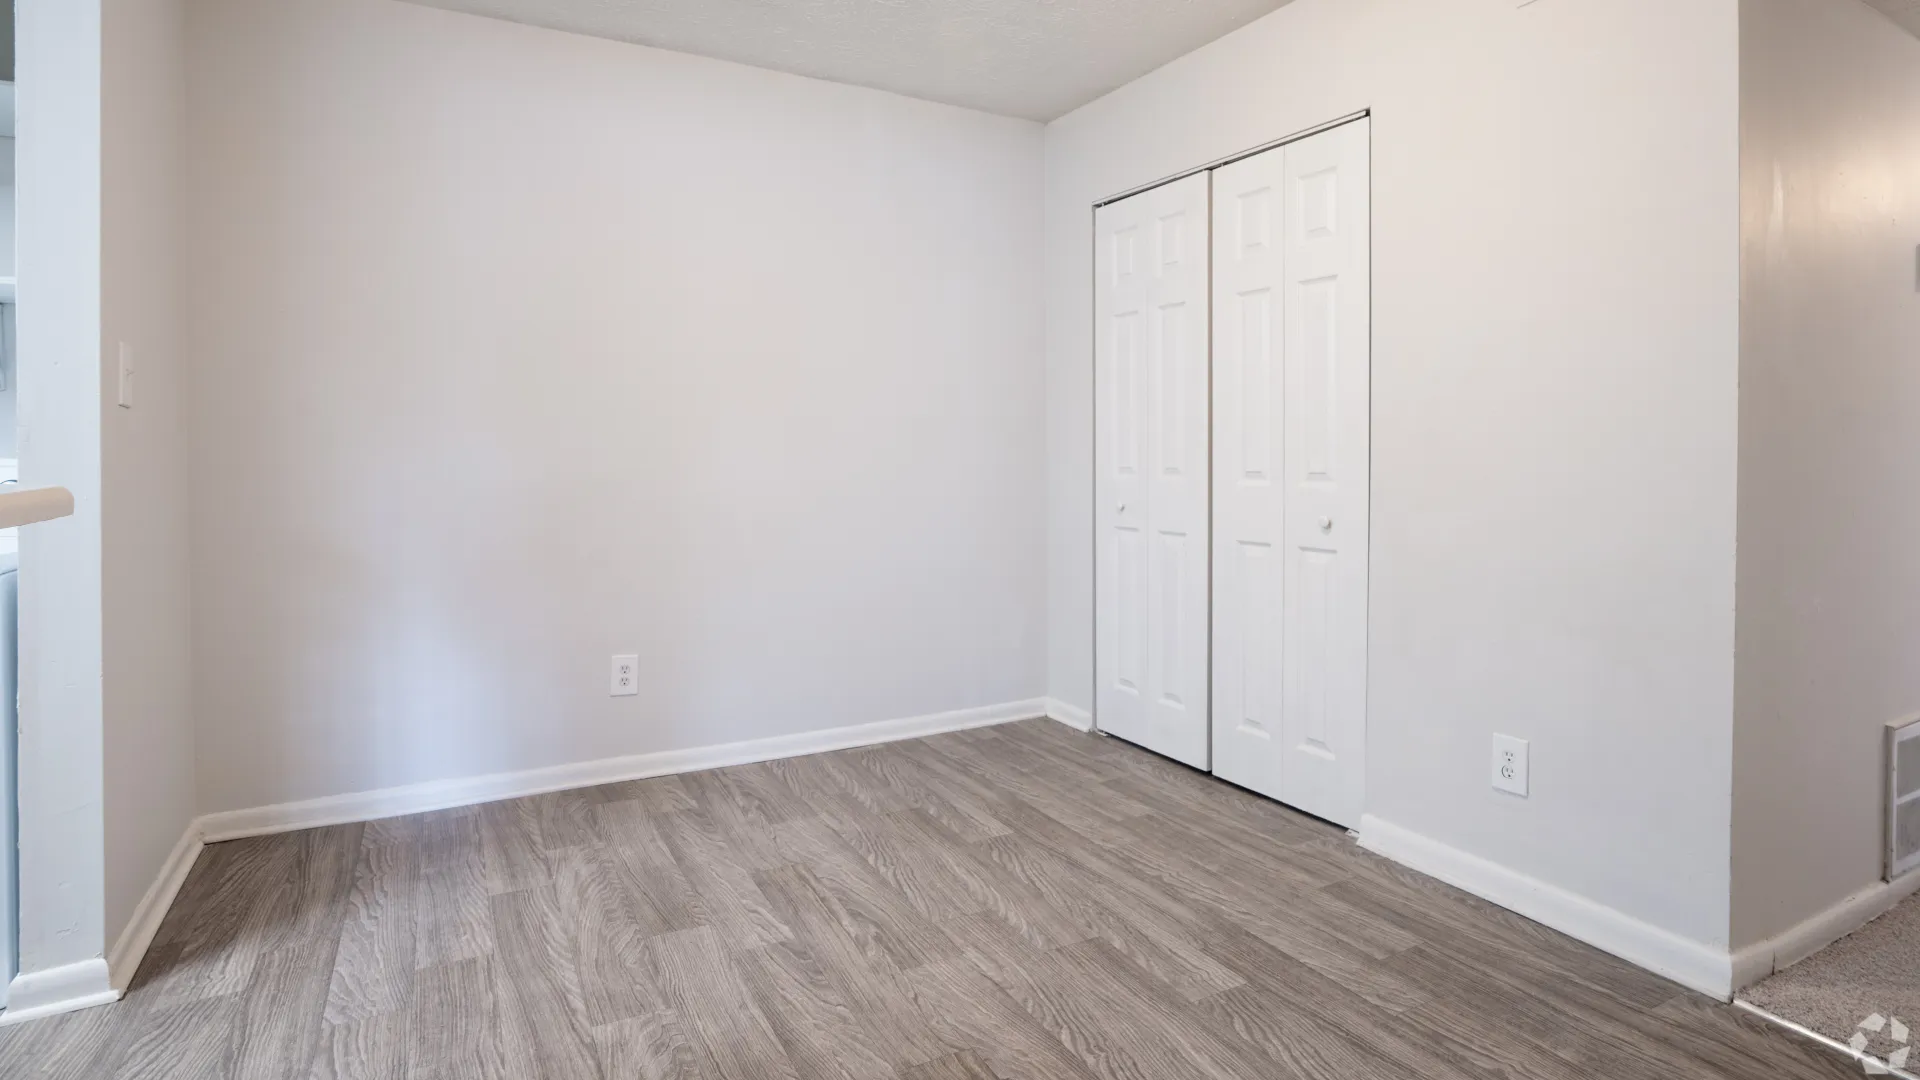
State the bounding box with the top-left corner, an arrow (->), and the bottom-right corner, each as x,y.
0,487 -> 75,529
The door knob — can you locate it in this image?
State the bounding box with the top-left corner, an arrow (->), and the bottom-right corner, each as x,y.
1319,517 -> 1333,531
1117,503 -> 1127,514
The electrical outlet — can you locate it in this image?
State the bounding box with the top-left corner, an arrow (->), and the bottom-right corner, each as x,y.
1492,734 -> 1529,797
610,655 -> 639,697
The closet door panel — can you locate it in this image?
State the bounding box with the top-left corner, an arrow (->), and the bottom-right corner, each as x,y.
1278,119 -> 1370,828
1096,173 -> 1211,769
1210,118 -> 1370,827
1210,151 -> 1288,799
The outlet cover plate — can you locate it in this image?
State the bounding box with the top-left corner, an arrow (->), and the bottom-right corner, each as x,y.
610,655 -> 639,697
1492,734 -> 1529,797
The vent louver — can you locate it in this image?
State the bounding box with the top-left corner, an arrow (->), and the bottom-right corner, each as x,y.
1889,716 -> 1920,881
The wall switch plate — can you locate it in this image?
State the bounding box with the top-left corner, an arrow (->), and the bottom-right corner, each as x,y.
117,342 -> 134,409
1492,734 -> 1529,796
610,655 -> 639,697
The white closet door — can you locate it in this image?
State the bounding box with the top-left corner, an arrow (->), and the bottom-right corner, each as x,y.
1211,118 -> 1370,827
1210,146 -> 1287,801
1095,173 -> 1211,769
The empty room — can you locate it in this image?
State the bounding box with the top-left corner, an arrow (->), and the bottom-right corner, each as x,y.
2,0 -> 1919,1076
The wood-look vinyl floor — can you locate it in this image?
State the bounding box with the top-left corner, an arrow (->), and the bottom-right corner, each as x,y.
0,720 -> 1850,1079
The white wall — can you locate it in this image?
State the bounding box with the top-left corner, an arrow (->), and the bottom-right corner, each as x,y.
1045,0 -> 1742,949
12,0 -> 108,993
185,0 -> 1046,814
1733,0 -> 1920,950
101,0 -> 193,974
7,0 -> 195,1009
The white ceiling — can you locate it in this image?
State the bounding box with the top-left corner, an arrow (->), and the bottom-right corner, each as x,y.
1864,0 -> 1920,38
398,0 -> 1289,121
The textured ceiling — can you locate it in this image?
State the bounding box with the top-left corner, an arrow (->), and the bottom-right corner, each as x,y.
397,0 -> 1289,121
1864,0 -> 1920,38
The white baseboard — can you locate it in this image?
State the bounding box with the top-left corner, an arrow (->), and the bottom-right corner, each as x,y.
4,828 -> 199,1025
1359,814 -> 1734,1000
107,826 -> 204,993
0,959 -> 119,1027
1729,869 -> 1920,991
199,698 -> 1046,843
1045,697 -> 1093,732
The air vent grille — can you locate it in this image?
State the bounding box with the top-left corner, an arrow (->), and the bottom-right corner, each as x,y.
1890,716 -> 1920,881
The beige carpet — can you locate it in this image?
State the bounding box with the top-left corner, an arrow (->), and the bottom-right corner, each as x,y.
1741,888 -> 1920,1067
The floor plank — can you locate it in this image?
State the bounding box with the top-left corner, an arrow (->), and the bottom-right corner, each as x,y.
591,798 -> 710,938
586,773 -> 700,816
306,1013 -> 409,1080
681,767 -> 810,871
0,993 -> 132,1080
899,1050 -> 998,1080
406,955 -> 503,1080
490,886 -> 603,1080
901,957 -> 1104,1080
230,939 -> 339,1080
551,846 -> 667,1028
412,837 -> 494,972
478,798 -> 551,896
970,832 -> 1244,1003
120,994 -> 243,1080
753,863 -> 954,1068
767,815 -> 957,973
817,800 -> 986,923
324,832 -> 420,1026
640,927 -> 801,1080
139,836 -> 303,1009
590,1010 -> 709,1080
736,941 -> 898,1080
999,935 -> 1265,1080
652,809 -> 793,950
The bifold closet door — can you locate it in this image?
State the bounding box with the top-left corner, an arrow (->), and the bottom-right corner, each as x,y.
1211,118 -> 1370,828
1095,172 -> 1211,769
